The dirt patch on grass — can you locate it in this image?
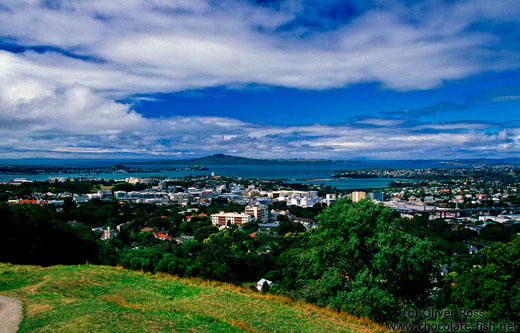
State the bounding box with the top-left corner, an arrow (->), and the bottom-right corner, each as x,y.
227,318 -> 255,332
61,298 -> 76,304
101,294 -> 140,310
25,303 -> 52,317
19,275 -> 49,295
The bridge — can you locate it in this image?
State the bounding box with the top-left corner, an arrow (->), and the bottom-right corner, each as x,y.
387,205 -> 520,218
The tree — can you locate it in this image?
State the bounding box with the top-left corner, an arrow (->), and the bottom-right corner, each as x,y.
481,223 -> 510,242
295,198 -> 439,322
241,221 -> 259,234
445,237 -> 520,322
154,253 -> 185,276
121,248 -> 163,272
276,220 -> 305,235
0,203 -> 99,266
261,281 -> 271,293
136,232 -> 159,247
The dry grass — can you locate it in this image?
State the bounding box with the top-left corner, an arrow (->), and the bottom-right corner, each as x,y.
163,273 -> 385,332
100,294 -> 140,310
24,303 -> 52,317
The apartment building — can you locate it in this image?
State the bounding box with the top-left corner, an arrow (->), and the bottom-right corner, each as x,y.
244,204 -> 269,222
211,212 -> 252,226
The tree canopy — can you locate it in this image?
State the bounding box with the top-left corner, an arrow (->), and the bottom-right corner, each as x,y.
293,198 -> 439,322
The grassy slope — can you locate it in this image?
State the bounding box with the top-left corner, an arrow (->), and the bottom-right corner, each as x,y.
0,264 -> 384,332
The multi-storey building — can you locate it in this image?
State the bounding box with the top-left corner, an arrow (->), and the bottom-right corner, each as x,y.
368,192 -> 385,202
211,212 -> 252,226
325,193 -> 337,206
244,204 -> 269,222
351,191 -> 366,203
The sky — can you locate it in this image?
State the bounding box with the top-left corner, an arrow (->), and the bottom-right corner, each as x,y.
0,0 -> 519,160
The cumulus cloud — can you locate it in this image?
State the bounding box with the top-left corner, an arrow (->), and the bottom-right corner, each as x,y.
1,0 -> 519,93
0,77 -> 143,134
0,0 -> 519,158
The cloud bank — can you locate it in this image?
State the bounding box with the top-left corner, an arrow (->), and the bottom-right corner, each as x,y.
0,0 -> 519,159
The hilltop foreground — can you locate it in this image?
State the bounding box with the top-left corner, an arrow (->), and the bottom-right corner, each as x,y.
0,264 -> 383,332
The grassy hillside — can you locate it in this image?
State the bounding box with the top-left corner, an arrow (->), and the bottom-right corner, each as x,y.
0,264 -> 384,332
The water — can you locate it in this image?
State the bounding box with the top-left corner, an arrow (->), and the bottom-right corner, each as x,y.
286,178 -> 400,190
0,159 -> 456,189
2,158 -> 517,189
120,159 -> 463,180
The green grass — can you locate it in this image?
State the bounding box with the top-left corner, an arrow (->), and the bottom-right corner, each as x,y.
0,263 -> 384,332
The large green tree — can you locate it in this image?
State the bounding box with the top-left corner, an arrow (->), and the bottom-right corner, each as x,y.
446,237 -> 520,322
295,198 -> 439,322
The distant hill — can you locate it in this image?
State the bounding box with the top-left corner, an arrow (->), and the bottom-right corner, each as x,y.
128,153 -> 347,165
0,264 -> 382,332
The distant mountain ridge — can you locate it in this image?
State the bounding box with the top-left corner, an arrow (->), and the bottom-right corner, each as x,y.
127,153 -> 347,165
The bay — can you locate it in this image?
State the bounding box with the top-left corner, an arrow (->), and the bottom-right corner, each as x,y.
0,159 -> 447,189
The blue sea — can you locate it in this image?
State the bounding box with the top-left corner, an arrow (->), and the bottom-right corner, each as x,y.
0,158 -> 475,189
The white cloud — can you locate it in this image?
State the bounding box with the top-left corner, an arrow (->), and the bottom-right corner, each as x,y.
1,78 -> 518,160
0,0 -> 519,158
355,118 -> 406,126
1,0 -> 518,94
0,76 -> 143,134
492,95 -> 520,102
411,122 -> 495,131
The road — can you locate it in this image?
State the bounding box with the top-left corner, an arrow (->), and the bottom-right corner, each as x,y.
0,296 -> 21,333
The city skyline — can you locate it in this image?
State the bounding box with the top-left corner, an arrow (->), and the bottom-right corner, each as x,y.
1,0 -> 520,159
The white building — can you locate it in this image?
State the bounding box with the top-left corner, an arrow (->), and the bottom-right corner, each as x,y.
125,177 -> 154,185
158,180 -> 168,190
256,278 -> 274,291
114,191 -> 127,200
139,178 -> 155,185
325,193 -> 337,206
101,227 -> 116,241
98,190 -> 112,198
125,177 -> 140,185
73,194 -> 89,203
86,192 -> 102,200
424,196 -> 435,204
245,204 -> 269,222
211,212 -> 252,227
271,190 -> 321,207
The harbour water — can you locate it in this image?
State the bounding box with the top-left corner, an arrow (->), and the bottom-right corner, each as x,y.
0,159 -> 465,189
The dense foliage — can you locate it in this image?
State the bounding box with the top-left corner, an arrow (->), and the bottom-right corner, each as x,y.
0,203 -> 99,265
284,199 -> 439,322
1,193 -> 518,324
437,237 -> 520,322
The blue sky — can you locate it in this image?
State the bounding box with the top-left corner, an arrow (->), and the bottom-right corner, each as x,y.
130,70 -> 520,126
0,0 -> 519,159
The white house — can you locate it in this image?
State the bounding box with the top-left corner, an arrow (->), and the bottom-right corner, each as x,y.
256,278 -> 274,291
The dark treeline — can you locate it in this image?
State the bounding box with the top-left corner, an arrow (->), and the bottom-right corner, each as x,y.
0,204 -> 99,265
0,198 -> 518,324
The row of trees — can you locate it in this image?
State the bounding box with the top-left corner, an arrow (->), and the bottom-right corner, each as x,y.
0,203 -> 99,265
